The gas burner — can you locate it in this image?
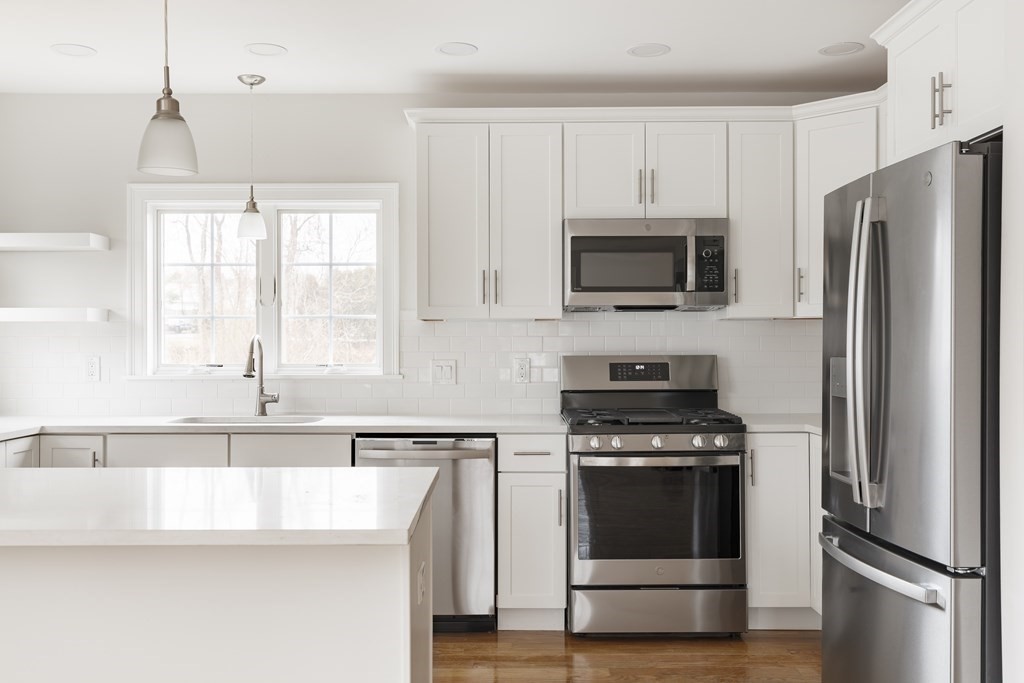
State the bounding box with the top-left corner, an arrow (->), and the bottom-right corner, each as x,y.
563,407 -> 742,429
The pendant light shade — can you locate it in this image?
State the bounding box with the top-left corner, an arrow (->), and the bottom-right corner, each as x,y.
138,0 -> 197,176
238,74 -> 267,240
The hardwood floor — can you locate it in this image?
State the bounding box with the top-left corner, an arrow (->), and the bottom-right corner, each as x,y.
434,631 -> 821,682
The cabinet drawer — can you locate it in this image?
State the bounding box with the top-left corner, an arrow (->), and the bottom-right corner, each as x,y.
498,434 -> 566,472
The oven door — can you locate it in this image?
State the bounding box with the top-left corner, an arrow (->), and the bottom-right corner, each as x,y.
570,452 -> 745,586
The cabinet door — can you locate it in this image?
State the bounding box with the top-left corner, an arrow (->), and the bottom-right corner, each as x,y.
887,9 -> 956,162
645,122 -> 728,218
489,124 -> 563,319
105,434 -> 228,467
564,122 -> 645,219
230,434 -> 352,467
726,122 -> 795,319
416,123 -> 490,319
497,472 -> 567,609
4,436 -> 39,467
809,433 -> 823,615
951,0 -> 1004,141
39,435 -> 104,468
794,109 -> 877,318
745,432 -> 811,608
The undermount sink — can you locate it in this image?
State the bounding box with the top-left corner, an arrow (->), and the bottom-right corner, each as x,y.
170,416 -> 325,424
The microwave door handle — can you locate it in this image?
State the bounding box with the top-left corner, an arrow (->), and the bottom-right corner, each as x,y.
845,199 -> 866,506
685,235 -> 697,293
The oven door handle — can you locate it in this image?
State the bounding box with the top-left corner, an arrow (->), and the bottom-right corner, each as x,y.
577,454 -> 741,468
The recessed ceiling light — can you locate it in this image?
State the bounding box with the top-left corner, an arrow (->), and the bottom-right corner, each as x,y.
245,43 -> 288,57
627,43 -> 671,58
436,42 -> 478,57
50,43 -> 97,57
818,42 -> 865,57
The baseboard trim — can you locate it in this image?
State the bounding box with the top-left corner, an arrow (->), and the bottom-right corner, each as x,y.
497,608 -> 566,631
748,607 -> 821,630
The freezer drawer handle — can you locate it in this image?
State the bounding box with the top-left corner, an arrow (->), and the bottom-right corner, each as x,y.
358,449 -> 491,461
818,533 -> 946,609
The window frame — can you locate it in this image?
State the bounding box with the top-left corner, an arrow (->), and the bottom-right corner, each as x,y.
128,183 -> 400,379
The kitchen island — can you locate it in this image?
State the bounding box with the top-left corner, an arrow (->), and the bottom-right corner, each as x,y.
0,466 -> 437,683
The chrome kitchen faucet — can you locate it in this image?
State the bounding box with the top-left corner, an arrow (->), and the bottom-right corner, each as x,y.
243,334 -> 279,416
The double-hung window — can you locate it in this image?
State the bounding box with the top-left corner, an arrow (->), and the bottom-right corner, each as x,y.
129,184 -> 399,378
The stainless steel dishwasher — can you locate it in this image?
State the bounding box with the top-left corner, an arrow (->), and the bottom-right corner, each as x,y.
354,437 -> 496,632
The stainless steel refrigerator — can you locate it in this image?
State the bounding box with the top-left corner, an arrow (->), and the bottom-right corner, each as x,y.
821,140 -> 1001,683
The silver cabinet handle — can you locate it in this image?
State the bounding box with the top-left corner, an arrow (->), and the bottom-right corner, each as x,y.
649,168 -> 655,204
91,450 -> 101,468
749,449 -> 755,486
513,451 -> 551,456
931,72 -> 953,129
557,488 -> 564,527
819,533 -> 946,608
797,267 -> 805,301
638,169 -> 643,205
482,269 -> 487,305
494,269 -> 499,305
732,269 -> 739,303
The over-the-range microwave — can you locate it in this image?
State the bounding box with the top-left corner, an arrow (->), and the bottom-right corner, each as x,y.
564,218 -> 728,312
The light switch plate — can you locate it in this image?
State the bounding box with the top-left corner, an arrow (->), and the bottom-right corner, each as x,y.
431,359 -> 456,385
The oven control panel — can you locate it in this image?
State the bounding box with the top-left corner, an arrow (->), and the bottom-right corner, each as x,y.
694,236 -> 726,292
570,433 -> 746,453
609,362 -> 670,382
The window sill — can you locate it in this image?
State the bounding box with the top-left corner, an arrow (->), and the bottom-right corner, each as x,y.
126,373 -> 406,383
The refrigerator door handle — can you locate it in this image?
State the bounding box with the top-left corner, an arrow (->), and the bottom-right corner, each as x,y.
818,533 -> 946,608
845,199 -> 867,505
853,198 -> 880,509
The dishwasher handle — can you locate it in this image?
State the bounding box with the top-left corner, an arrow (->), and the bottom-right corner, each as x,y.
357,449 -> 492,461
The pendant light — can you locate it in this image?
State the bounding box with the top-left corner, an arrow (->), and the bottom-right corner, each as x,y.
237,74 -> 267,240
137,0 -> 198,175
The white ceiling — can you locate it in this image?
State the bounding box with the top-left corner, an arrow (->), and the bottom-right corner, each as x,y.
1,0 -> 907,95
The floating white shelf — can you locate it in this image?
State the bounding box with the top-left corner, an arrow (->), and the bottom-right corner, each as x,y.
0,232 -> 110,251
0,307 -> 109,322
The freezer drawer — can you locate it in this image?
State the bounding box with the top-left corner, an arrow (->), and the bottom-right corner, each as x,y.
821,518 -> 982,683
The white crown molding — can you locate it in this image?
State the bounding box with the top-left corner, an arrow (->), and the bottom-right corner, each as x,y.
870,0 -> 946,46
791,86 -> 888,120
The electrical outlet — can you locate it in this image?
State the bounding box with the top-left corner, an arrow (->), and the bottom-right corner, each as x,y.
431,360 -> 456,385
514,358 -> 531,384
85,356 -> 101,382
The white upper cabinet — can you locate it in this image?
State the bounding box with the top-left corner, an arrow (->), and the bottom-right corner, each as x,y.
417,123 -> 490,319
874,0 -> 1004,162
725,121 -> 795,319
417,122 -> 563,320
794,108 -> 878,318
564,122 -> 727,219
489,124 -> 563,319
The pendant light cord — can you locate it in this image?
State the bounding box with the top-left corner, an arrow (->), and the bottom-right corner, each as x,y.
249,83 -> 255,201
163,0 -> 169,68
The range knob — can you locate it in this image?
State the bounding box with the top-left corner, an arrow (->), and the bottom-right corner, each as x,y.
691,435 -> 708,448
651,435 -> 664,449
589,436 -> 602,450
714,434 -> 730,449
610,436 -> 623,450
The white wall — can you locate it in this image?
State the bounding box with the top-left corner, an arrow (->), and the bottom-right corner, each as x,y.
1000,0 -> 1023,676
0,93 -> 821,417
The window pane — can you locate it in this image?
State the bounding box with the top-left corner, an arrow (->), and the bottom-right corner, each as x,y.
332,213 -> 377,263
162,214 -> 211,264
283,265 -> 329,315
281,213 -> 329,263
281,318 -> 329,364
162,318 -> 211,365
333,317 -> 377,365
213,265 -> 257,315
212,214 -> 255,264
332,266 -> 376,315
163,266 -> 211,316
214,318 -> 257,365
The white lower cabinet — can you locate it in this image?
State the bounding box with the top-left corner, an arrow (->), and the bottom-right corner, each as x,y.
40,435 -> 104,468
230,434 -> 352,467
496,433 -> 567,630
745,432 -> 811,608
3,436 -> 39,468
809,433 -> 824,615
105,434 -> 228,467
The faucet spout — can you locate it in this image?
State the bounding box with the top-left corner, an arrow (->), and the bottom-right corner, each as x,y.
243,334 -> 278,416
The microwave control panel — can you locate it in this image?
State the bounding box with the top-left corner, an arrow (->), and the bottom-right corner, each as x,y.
695,236 -> 726,292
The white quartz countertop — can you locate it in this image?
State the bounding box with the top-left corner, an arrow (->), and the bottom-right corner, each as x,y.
0,413 -> 568,441
0,466 -> 438,547
742,413 -> 821,435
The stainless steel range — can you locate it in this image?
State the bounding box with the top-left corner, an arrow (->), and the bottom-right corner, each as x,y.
561,354 -> 748,635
